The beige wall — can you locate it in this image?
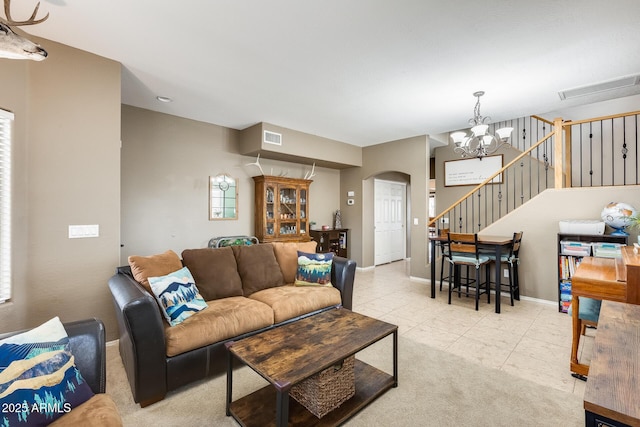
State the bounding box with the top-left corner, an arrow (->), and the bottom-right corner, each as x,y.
120,106 -> 341,261
240,122 -> 362,168
0,39 -> 121,336
341,135 -> 430,279
483,186 -> 640,302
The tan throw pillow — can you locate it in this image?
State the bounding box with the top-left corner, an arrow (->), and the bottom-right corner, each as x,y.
272,241 -> 318,284
232,244 -> 284,296
128,250 -> 182,294
181,247 -> 244,301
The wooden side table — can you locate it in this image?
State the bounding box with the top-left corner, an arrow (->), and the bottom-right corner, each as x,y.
309,228 -> 348,257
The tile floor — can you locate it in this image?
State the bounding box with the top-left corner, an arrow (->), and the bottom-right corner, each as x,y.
351,259 -> 591,397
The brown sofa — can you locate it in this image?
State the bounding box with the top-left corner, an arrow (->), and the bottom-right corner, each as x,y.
108,241 -> 356,407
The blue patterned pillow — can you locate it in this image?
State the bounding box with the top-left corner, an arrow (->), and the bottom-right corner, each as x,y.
294,251 -> 334,287
0,317 -> 94,426
149,266 -> 207,326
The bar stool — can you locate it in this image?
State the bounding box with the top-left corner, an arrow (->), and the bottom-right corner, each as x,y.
486,231 -> 523,306
438,228 -> 450,291
439,229 -> 475,292
446,232 -> 492,310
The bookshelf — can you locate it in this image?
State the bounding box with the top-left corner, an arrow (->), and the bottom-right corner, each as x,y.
557,233 -> 627,313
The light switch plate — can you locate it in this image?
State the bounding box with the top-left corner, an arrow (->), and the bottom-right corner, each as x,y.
69,224 -> 99,239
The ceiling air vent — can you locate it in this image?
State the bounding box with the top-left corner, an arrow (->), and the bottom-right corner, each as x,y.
558,75 -> 640,100
263,130 -> 282,146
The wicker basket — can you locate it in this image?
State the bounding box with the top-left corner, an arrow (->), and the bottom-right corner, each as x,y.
290,355 -> 356,418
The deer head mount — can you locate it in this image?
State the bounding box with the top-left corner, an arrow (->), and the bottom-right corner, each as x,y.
0,0 -> 49,61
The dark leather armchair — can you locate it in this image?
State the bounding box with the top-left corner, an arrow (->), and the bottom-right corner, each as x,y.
0,318 -> 123,426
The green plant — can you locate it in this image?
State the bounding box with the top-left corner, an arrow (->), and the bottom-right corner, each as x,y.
628,215 -> 640,231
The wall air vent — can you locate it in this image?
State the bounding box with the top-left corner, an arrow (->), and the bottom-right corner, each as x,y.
263,130 -> 282,146
558,75 -> 640,100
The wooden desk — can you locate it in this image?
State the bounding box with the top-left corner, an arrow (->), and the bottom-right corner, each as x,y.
570,246 -> 640,377
429,234 -> 513,313
583,300 -> 640,427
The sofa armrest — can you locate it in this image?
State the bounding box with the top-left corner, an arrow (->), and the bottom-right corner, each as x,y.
331,256 -> 356,310
108,267 -> 167,405
0,318 -> 107,395
65,318 -> 106,394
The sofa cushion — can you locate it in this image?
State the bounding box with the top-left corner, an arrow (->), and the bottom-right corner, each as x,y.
295,251 -> 334,287
0,317 -> 95,426
249,285 -> 342,323
181,247 -> 244,300
163,296 -> 274,357
232,244 -> 284,296
49,393 -> 123,427
272,241 -> 318,284
128,250 -> 183,294
148,267 -> 208,326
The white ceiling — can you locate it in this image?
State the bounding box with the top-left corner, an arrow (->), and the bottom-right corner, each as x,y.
12,0 -> 640,147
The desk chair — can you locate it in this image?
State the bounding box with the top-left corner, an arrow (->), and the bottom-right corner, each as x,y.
486,231 -> 523,306
446,232 -> 492,310
568,297 -> 602,380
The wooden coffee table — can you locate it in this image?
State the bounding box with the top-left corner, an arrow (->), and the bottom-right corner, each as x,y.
225,307 -> 398,427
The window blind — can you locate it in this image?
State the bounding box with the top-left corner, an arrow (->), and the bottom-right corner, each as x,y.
0,108 -> 13,303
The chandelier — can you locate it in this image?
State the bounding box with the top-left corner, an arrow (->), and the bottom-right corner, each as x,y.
450,91 -> 513,159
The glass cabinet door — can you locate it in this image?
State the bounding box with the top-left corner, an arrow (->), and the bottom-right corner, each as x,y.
266,186 -> 275,237
300,188 -> 307,237
279,186 -> 297,236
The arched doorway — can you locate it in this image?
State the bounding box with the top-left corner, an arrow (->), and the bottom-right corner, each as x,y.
374,178 -> 407,265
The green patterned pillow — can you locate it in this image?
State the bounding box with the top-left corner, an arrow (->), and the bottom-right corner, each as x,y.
0,317 -> 95,426
294,251 -> 333,287
149,266 -> 208,326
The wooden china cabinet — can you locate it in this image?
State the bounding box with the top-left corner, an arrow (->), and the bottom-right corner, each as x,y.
253,176 -> 312,242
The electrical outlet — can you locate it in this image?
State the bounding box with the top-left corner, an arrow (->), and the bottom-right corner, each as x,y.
504,269 -> 509,278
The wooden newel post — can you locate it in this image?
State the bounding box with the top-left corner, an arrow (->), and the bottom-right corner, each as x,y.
553,117 -> 570,189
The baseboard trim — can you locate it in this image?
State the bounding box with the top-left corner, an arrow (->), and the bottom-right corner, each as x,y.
518,295 -> 556,306
427,279 -> 556,305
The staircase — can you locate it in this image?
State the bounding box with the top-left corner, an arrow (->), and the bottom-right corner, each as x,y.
430,110 -> 640,234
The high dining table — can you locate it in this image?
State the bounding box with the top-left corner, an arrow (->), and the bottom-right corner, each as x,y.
429,233 -> 514,314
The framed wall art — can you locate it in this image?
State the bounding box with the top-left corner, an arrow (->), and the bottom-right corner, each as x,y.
444,155 -> 503,187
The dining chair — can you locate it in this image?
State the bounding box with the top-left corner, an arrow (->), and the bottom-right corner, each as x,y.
486,231 -> 523,306
446,232 -> 492,310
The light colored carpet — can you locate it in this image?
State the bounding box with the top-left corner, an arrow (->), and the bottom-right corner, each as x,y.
106,336 -> 584,426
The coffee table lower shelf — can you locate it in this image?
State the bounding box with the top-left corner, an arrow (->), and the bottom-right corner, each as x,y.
229,360 -> 395,427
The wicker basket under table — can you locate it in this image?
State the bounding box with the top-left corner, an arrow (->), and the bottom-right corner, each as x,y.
290,355 -> 356,418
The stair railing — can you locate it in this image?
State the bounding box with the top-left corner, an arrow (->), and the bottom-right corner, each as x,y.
429,120 -> 556,233
430,110 -> 640,235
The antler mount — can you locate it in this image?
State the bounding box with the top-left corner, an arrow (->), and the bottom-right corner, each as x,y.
1,0 -> 49,26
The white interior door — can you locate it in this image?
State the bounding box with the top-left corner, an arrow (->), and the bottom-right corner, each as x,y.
374,180 -> 406,265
